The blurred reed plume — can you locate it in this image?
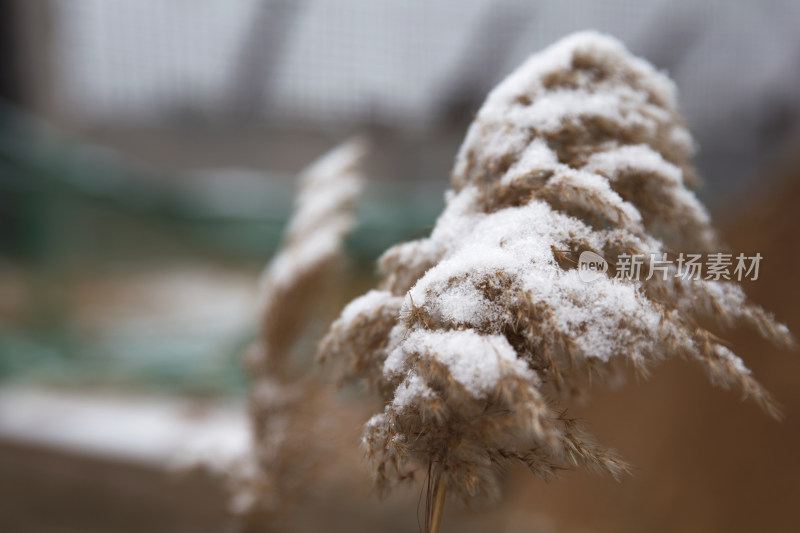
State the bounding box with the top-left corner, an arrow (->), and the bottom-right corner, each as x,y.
236,139 -> 367,522
318,31 -> 793,530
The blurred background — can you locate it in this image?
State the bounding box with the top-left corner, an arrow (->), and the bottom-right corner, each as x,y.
1,1 -> 799,532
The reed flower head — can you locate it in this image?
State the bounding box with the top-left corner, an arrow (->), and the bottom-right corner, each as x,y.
239,138 -> 366,518
319,31 -> 793,504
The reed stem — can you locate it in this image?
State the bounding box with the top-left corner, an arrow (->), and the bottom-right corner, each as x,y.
428,470 -> 446,533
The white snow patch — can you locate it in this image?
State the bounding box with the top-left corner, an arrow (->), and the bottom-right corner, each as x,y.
392,373 -> 434,408
395,329 -> 533,397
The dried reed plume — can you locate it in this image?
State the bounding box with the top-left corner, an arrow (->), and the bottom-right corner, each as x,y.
236,139 -> 366,520
318,31 -> 794,524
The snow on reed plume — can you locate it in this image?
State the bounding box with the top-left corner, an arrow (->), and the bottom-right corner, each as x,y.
318,32 -> 794,505
235,139 -> 366,518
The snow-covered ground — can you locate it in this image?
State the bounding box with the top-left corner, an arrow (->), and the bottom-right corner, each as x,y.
0,386 -> 248,469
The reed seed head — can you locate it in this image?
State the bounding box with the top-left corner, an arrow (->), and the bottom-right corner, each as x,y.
318,32 -> 793,503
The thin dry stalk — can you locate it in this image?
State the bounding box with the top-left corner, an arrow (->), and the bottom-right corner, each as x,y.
426,467 -> 447,533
